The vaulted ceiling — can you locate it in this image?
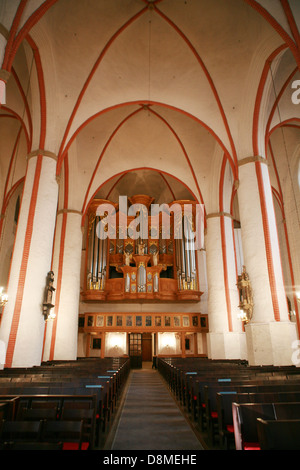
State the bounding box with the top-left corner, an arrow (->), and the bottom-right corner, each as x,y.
0,0 -> 299,222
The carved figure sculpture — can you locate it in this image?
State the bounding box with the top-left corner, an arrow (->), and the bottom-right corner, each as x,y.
237,265 -> 254,322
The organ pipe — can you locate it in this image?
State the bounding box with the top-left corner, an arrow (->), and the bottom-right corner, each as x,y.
175,238 -> 181,290
87,215 -> 107,290
137,263 -> 146,292
183,217 -> 190,285
175,215 -> 197,291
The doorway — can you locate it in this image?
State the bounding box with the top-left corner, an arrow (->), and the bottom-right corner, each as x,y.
142,333 -> 152,362
128,333 -> 153,368
129,333 -> 142,368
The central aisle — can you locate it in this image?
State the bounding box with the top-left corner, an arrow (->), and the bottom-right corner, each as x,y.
108,364 -> 204,450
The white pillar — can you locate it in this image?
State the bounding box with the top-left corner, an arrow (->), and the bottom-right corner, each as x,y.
197,249 -> 208,313
0,153 -> 58,367
238,157 -> 297,365
43,210 -> 82,361
206,214 -> 245,360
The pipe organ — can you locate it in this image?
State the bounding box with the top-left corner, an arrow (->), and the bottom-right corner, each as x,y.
175,214 -> 197,292
87,215 -> 108,292
82,195 -> 202,302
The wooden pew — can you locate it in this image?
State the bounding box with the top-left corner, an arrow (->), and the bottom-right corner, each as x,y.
0,393 -> 101,449
157,357 -> 300,450
0,417 -> 88,450
157,357 -> 300,429
217,392 -> 300,449
257,418 -> 300,450
41,419 -> 87,450
203,381 -> 300,444
0,419 -> 44,448
0,358 -> 130,449
0,375 -> 119,429
232,402 -> 300,450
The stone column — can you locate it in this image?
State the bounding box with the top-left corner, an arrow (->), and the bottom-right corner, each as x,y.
43,210 -> 82,361
206,214 -> 245,360
238,157 -> 297,365
0,152 -> 58,367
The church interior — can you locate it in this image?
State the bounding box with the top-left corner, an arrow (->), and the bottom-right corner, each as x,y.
0,0 -> 299,452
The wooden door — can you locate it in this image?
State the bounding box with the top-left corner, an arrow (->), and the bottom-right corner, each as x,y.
129,333 -> 142,368
142,333 -> 152,361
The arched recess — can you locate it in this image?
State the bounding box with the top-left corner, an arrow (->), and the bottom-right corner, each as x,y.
267,122 -> 300,328
0,179 -> 24,290
81,167 -> 200,229
272,187 -> 299,332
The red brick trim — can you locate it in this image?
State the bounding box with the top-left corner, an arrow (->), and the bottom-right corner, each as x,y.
255,161 -> 280,321
5,155 -> 43,367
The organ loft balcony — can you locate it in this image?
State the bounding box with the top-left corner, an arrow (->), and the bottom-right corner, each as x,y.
81,195 -> 203,303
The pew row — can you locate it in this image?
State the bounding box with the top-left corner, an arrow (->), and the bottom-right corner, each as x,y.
0,418 -> 87,450
217,391 -> 300,449
232,402 -> 300,450
0,357 -> 130,449
157,357 -> 300,450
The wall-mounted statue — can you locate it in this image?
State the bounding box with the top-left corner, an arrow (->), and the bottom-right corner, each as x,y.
43,271 -> 56,320
237,265 -> 254,322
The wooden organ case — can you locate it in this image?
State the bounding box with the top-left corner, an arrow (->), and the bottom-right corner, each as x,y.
81,195 -> 203,303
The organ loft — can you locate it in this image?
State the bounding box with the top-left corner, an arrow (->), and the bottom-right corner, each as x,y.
82,195 -> 202,302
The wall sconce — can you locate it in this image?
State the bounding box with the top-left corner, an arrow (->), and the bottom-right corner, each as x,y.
0,286 -> 8,307
237,309 -> 249,323
44,310 -> 56,321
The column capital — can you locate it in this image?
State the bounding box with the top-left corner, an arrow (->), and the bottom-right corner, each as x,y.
0,69 -> 11,82
206,212 -> 233,220
27,149 -> 57,161
238,156 -> 268,167
57,209 -> 82,216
